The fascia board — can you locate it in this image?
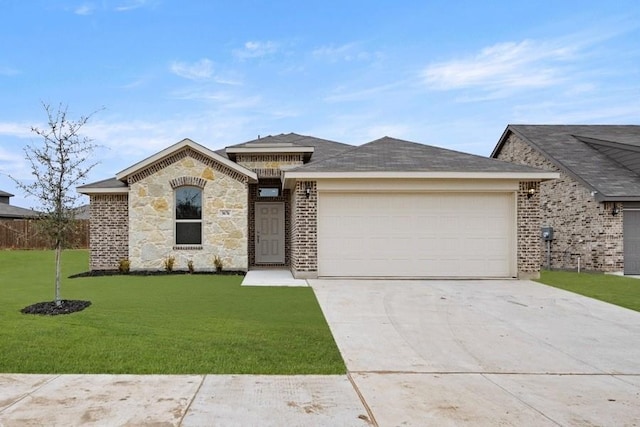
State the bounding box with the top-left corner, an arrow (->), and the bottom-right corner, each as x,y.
77,187 -> 129,195
226,146 -> 314,154
283,171 -> 560,180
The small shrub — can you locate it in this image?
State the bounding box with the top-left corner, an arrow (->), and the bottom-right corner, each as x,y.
118,259 -> 130,274
163,256 -> 175,273
214,255 -> 223,272
187,260 -> 194,274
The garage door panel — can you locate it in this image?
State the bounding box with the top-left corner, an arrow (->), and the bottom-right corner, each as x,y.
318,192 -> 514,278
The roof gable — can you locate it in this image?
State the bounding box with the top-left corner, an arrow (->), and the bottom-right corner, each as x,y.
224,133 -> 352,164
115,138 -> 257,183
494,125 -> 640,201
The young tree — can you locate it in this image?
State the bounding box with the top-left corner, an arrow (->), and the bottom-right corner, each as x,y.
13,103 -> 99,307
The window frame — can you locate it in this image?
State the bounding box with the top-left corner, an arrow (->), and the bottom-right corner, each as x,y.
174,185 -> 203,246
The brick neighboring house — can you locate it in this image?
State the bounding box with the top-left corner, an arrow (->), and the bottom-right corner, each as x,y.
78,133 -> 556,279
492,125 -> 640,275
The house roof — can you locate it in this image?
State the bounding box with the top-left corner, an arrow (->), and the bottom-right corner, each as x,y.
286,136 -> 556,178
0,190 -> 14,197
0,203 -> 40,219
223,133 -> 352,163
77,177 -> 129,194
492,125 -> 640,201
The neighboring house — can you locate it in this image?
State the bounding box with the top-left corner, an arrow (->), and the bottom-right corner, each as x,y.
72,204 -> 90,220
0,190 -> 40,219
492,125 -> 640,275
78,133 -> 556,279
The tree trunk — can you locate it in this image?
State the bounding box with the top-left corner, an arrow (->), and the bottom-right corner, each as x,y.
55,241 -> 62,307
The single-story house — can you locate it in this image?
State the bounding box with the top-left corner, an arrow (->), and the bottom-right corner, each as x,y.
78,133 -> 557,279
491,125 -> 640,275
0,190 -> 40,219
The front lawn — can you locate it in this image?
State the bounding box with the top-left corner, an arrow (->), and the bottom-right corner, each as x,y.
537,270 -> 640,312
0,250 -> 345,374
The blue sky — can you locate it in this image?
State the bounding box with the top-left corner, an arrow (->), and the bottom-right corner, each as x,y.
1,0 -> 639,208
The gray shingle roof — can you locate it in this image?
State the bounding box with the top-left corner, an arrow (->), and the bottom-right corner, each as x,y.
0,203 -> 40,219
296,136 -> 547,173
225,133 -> 352,163
496,125 -> 640,200
77,177 -> 127,190
0,190 -> 14,197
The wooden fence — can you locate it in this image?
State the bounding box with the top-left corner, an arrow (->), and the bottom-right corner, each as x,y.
0,219 -> 89,249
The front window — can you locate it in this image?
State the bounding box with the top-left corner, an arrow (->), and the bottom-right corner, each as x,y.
259,187 -> 280,197
175,186 -> 202,245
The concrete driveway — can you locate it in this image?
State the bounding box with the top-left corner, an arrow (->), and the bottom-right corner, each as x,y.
311,279 -> 640,426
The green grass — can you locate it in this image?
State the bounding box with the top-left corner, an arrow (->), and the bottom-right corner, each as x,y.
0,250 -> 345,374
537,270 -> 640,312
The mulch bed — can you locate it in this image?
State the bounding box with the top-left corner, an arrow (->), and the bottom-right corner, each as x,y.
69,270 -> 245,278
21,300 -> 92,316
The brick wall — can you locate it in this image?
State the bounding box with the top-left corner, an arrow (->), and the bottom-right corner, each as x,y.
290,181 -> 317,278
89,194 -> 128,270
517,181 -> 541,278
497,133 -> 624,272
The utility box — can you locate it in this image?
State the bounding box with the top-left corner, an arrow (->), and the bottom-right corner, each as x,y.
541,226 -> 554,241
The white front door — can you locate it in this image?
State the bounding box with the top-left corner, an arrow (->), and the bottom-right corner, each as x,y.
255,202 -> 285,264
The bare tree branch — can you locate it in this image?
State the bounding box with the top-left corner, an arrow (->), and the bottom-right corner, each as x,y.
11,102 -> 101,306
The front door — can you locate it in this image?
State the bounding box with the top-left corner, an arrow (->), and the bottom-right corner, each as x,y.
624,208 -> 640,275
255,202 -> 285,264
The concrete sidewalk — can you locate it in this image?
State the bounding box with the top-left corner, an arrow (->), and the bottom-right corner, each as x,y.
241,269 -> 308,287
0,374 -> 372,426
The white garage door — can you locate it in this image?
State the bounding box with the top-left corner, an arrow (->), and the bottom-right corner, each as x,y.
318,192 -> 515,278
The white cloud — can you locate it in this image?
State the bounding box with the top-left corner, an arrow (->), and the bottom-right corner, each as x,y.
312,42 -> 377,62
170,89 -> 261,109
0,146 -> 24,164
323,81 -> 405,103
0,66 -> 20,76
170,59 -> 214,81
233,41 -> 279,59
74,4 -> 94,15
512,99 -> 640,124
423,39 -> 577,92
115,0 -> 150,12
0,122 -> 32,138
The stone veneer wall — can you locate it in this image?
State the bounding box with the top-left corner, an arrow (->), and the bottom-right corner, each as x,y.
248,179 -> 291,267
497,133 -> 624,272
89,194 -> 128,270
128,150 -> 248,271
290,181 -> 317,278
236,154 -> 303,178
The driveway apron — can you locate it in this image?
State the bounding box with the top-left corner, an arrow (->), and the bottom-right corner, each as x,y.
311,279 -> 640,426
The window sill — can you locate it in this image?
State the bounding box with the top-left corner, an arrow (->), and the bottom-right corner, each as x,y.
173,245 -> 203,250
